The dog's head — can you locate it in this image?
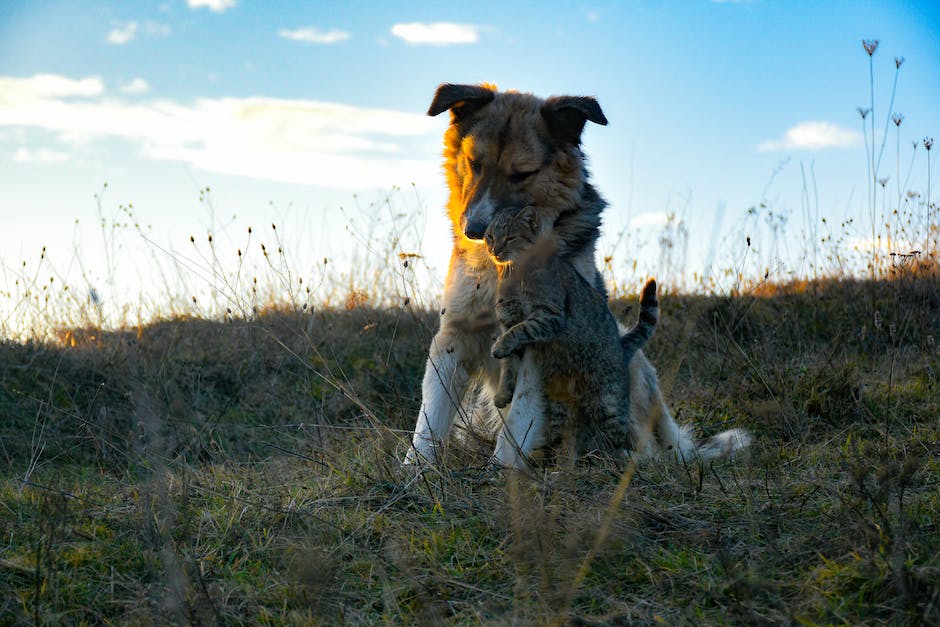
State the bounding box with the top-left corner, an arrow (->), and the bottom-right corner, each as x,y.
428,83 -> 607,243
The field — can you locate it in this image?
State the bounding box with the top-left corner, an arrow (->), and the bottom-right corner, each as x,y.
2,39 -> 938,625
1,265 -> 938,624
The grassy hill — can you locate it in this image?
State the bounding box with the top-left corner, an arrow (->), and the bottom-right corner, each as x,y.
1,274 -> 938,624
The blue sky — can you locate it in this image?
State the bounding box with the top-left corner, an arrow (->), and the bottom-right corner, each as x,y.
1,0 -> 939,326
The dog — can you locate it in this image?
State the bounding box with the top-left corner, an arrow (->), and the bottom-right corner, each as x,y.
405,83 -> 750,468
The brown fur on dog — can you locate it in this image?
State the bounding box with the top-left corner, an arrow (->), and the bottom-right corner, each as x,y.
431,84 -> 609,285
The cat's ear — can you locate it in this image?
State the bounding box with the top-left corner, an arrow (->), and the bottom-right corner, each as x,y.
519,205 -> 540,233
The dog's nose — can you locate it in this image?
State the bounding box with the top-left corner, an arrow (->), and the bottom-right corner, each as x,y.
464,220 -> 487,240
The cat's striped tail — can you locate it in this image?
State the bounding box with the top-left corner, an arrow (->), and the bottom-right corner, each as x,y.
620,278 -> 658,359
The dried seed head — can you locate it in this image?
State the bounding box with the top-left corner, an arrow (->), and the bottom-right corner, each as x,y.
925,137 -> 934,151
857,107 -> 871,120
862,39 -> 879,56
895,56 -> 904,68
892,113 -> 904,127
878,177 -> 889,188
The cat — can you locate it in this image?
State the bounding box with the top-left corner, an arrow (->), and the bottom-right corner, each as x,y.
484,205 -> 658,461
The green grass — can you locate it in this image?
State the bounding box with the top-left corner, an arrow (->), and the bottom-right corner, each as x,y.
1,274 -> 938,624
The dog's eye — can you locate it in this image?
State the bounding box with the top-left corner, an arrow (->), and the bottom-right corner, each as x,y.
508,169 -> 537,184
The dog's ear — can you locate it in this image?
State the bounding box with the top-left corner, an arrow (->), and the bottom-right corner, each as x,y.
542,96 -> 608,145
427,83 -> 495,123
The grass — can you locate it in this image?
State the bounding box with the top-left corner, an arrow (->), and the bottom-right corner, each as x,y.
1,271 -> 938,624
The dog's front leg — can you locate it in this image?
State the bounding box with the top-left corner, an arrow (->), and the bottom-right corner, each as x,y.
493,350 -> 545,469
404,331 -> 473,465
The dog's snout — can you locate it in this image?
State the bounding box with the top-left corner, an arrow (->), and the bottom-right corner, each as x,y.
464,220 -> 488,240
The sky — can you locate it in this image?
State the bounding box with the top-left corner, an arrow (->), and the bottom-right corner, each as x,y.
1,0 -> 939,329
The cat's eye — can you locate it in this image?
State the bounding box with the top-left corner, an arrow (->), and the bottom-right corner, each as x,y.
466,156 -> 482,173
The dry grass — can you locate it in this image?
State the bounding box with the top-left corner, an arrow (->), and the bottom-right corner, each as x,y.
1,272 -> 938,624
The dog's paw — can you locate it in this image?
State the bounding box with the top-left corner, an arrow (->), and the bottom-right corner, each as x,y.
402,445 -> 432,467
493,389 -> 513,408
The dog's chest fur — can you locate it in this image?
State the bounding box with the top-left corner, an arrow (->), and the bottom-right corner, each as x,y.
445,246 -> 499,315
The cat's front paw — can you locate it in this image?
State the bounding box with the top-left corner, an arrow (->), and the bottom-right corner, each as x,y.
491,336 -> 516,360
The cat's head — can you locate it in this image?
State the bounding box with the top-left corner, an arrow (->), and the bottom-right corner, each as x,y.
484,205 -> 541,264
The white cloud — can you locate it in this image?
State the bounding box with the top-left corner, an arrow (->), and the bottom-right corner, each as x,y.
850,236 -> 920,255
278,27 -> 350,44
107,21 -> 138,45
758,121 -> 862,152
119,78 -> 151,95
0,74 -> 104,99
106,21 -> 169,45
0,73 -> 441,189
390,22 -> 481,45
142,21 -> 172,37
13,147 -> 71,164
187,0 -> 236,12
630,212 -> 670,229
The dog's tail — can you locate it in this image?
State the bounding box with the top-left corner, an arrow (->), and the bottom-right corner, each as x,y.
630,365 -> 752,463
620,278 -> 658,359
675,424 -> 752,461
